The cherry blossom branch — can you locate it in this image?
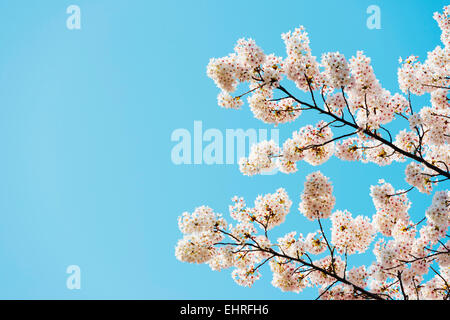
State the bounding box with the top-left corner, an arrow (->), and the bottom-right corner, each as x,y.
384,247 -> 450,271
236,82 -> 267,99
341,86 -> 357,125
387,186 -> 415,197
215,229 -> 385,300
431,112 -> 450,120
405,217 -> 426,231
268,131 -> 358,159
421,83 -> 450,90
430,266 -> 450,300
301,131 -> 358,152
276,84 -> 450,179
315,280 -> 339,300
317,218 -> 336,273
256,245 -> 384,300
397,271 -> 409,300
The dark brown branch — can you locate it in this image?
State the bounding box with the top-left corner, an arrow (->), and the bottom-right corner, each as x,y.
316,280 -> 339,300
276,85 -> 450,179
397,271 -> 409,300
387,186 -> 415,197
217,229 -> 384,300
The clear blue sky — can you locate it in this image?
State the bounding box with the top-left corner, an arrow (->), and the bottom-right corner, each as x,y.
0,0 -> 446,299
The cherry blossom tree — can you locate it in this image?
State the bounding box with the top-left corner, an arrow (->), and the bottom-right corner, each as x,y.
175,6 -> 450,300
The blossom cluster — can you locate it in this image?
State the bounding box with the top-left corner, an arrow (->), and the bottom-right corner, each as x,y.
424,190 -> 450,244
330,210 -> 375,254
370,180 -> 411,236
299,171 -> 336,220
175,206 -> 226,264
239,140 -> 280,176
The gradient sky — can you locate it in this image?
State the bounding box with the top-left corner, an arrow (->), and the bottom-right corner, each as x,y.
0,0 -> 447,299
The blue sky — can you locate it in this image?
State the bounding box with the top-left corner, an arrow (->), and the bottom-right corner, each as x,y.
0,0 -> 447,299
